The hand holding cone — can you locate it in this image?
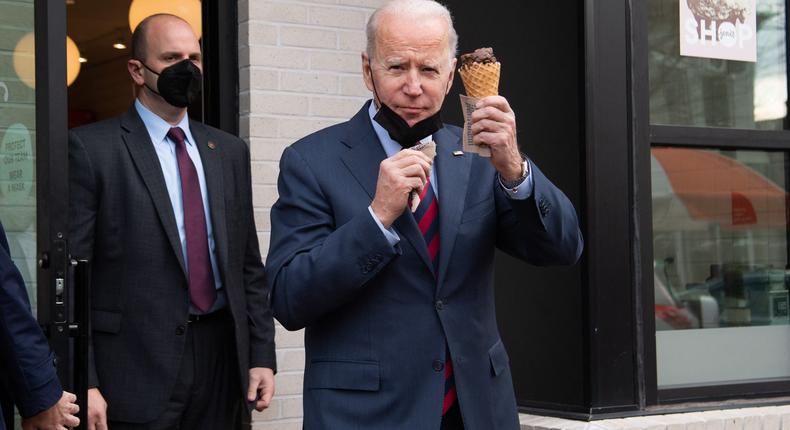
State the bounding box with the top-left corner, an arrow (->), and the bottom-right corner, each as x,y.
458,47 -> 501,157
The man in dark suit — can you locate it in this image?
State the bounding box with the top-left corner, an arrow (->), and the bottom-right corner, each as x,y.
0,220 -> 80,430
265,0 -> 583,429
68,13 -> 276,429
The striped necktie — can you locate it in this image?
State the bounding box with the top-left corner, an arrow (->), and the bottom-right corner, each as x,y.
412,178 -> 457,415
413,178 -> 439,270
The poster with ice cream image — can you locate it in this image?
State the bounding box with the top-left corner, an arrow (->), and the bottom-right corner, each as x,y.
680,0 -> 756,62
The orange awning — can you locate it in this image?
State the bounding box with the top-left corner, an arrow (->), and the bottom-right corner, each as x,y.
652,147 -> 788,230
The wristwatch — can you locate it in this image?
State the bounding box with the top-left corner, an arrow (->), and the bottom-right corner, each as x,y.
500,159 -> 530,192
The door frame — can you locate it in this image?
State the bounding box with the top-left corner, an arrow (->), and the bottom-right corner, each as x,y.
34,0 -> 71,392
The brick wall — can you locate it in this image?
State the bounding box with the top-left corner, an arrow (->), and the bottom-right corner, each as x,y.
237,0 -> 386,427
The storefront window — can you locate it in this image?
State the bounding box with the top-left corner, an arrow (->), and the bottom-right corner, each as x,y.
0,1 -> 36,302
648,0 -> 787,129
1,1 -> 36,427
652,147 -> 790,387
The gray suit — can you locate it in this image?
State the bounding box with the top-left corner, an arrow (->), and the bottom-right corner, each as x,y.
68,107 -> 275,424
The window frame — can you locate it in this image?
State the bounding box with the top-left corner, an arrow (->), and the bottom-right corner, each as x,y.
633,0 -> 790,405
200,0 -> 239,135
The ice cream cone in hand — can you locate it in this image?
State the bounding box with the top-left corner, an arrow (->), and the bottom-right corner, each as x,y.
458,47 -> 500,98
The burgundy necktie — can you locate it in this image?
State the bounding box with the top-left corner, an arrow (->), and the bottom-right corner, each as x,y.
412,178 -> 456,415
167,127 -> 216,313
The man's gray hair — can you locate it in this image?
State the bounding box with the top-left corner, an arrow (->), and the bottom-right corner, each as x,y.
365,0 -> 458,64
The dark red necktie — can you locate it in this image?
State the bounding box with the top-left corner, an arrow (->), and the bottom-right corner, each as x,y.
413,178 -> 456,415
167,127 -> 216,313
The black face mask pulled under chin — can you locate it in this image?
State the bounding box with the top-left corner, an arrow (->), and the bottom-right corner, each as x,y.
140,59 -> 202,108
368,64 -> 444,148
373,103 -> 444,148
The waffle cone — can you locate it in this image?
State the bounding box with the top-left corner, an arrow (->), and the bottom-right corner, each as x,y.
459,62 -> 501,98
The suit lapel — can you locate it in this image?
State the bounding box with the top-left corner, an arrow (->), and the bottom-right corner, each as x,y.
120,108 -> 187,276
340,103 -> 435,274
339,105 -> 385,200
191,121 -> 229,281
435,127 -> 472,290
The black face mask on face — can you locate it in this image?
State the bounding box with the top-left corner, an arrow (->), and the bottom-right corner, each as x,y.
368,63 -> 444,148
139,59 -> 202,108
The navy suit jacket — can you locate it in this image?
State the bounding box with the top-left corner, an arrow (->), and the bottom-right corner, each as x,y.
0,221 -> 62,429
267,102 -> 583,430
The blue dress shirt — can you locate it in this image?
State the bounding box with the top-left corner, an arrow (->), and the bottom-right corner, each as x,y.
134,100 -> 226,313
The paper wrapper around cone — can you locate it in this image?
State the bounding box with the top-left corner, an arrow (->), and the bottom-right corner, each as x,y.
459,62 -> 501,157
459,62 -> 501,98
409,141 -> 436,213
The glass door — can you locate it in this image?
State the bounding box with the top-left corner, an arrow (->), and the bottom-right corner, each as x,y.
1,3 -> 36,298
1,0 -> 73,428
1,1 -> 39,428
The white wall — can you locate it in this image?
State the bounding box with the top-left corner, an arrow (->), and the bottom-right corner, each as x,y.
237,0 -> 386,427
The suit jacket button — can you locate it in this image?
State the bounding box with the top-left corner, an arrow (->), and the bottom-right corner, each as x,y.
435,300 -> 444,311
432,360 -> 444,372
175,325 -> 186,335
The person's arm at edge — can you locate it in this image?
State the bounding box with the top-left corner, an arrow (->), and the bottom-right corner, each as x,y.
0,235 -> 62,419
238,139 -> 277,411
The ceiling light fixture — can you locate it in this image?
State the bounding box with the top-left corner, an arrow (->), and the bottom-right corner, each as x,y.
66,36 -> 82,86
128,0 -> 202,39
113,41 -> 127,50
14,33 -> 82,87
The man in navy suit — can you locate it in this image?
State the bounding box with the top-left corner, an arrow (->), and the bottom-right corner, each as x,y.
0,220 -> 80,430
266,0 -> 583,428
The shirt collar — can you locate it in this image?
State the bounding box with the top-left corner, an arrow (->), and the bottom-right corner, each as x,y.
134,99 -> 195,147
367,99 -> 432,158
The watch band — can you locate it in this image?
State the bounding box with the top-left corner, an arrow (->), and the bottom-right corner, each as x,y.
500,159 -> 530,190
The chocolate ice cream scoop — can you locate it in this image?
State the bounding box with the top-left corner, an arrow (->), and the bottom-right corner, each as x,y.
458,46 -> 501,99
460,47 -> 497,67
